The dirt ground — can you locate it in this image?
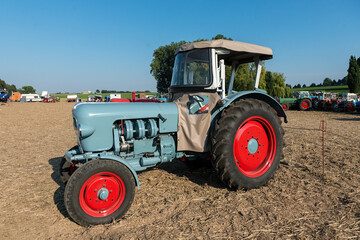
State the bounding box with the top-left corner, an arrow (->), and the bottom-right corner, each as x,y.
0,102 -> 359,239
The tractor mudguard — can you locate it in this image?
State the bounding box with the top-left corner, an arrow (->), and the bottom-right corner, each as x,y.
212,90 -> 288,123
98,154 -> 141,189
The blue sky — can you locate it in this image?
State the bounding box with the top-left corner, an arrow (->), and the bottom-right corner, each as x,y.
0,0 -> 359,93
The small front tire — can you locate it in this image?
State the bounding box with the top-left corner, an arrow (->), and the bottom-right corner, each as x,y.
64,159 -> 135,226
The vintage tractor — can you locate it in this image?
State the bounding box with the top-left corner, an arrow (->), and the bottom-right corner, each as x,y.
60,39 -> 287,226
336,93 -> 358,112
317,92 -> 338,111
277,91 -> 311,111
0,89 -> 10,103
293,91 -> 312,110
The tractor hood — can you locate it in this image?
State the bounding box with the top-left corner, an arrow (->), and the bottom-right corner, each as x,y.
72,102 -> 178,152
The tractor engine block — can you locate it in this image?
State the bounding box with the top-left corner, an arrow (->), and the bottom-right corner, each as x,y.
113,118 -> 176,167
117,119 -> 159,140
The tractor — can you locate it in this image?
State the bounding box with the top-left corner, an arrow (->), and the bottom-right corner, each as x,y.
277,91 -> 311,111
0,89 -> 10,103
336,93 -> 358,112
60,39 -> 287,226
317,92 -> 338,111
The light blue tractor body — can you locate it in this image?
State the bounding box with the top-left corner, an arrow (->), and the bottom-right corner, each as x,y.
66,89 -> 286,187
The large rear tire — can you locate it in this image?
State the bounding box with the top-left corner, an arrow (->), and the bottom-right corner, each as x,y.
212,99 -> 284,189
299,99 -> 312,111
64,159 -> 135,226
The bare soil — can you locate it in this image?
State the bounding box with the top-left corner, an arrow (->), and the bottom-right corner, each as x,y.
0,102 -> 359,239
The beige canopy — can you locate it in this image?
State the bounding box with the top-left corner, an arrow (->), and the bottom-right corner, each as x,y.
176,39 -> 273,64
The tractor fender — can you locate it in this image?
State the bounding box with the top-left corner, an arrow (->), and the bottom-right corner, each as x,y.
212,90 -> 288,123
98,154 -> 140,189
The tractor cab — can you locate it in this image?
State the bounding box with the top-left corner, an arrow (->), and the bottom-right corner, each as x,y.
167,40 -> 285,152
169,39 -> 273,100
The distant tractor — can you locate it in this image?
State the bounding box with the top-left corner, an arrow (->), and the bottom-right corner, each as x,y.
277,91 -> 312,111
293,91 -> 312,110
317,92 -> 338,111
337,93 -> 358,112
60,39 -> 287,226
278,97 -> 296,110
0,89 -> 10,103
43,96 -> 56,103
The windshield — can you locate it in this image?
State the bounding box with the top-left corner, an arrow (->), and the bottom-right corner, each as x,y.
171,49 -> 211,87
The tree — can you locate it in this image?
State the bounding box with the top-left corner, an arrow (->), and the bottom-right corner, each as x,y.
95,89 -> 100,93
212,34 -> 232,40
265,71 -> 291,97
150,41 -> 186,92
310,83 -> 316,87
302,84 -> 306,88
19,86 -> 36,94
323,77 -> 332,86
0,78 -> 17,93
347,56 -> 360,93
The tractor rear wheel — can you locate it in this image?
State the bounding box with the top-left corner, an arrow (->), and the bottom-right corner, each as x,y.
64,159 -> 135,226
212,99 -> 284,189
299,99 -> 311,111
344,102 -> 355,112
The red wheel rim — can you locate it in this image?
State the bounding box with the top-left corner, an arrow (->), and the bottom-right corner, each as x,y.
79,172 -> 125,217
282,104 -> 288,110
301,101 -> 309,109
233,116 -> 276,178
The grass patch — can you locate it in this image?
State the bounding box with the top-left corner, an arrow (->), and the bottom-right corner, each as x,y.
292,85 -> 350,93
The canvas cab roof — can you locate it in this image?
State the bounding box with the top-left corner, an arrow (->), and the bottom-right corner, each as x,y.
176,39 -> 273,64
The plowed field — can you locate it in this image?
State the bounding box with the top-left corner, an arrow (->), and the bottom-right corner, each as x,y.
0,102 -> 359,239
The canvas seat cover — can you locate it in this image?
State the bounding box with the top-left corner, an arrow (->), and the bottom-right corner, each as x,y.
172,92 -> 219,152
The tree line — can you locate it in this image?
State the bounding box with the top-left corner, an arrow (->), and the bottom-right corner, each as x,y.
0,79 -> 36,94
293,55 -> 360,93
293,76 -> 348,89
150,34 -> 292,98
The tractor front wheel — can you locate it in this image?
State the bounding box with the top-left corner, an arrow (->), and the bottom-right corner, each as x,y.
281,103 -> 289,111
212,99 -> 284,189
64,159 -> 135,226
